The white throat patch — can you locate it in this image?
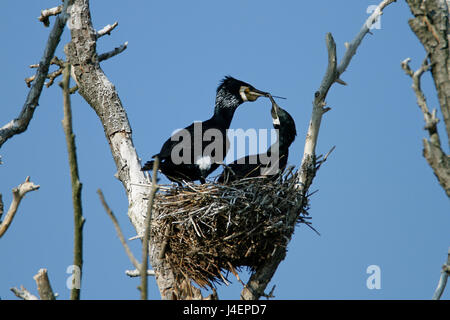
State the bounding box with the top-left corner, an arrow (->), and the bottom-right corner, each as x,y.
239,87 -> 248,102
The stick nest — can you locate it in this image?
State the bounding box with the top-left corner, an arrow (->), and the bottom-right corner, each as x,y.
152,169 -> 313,289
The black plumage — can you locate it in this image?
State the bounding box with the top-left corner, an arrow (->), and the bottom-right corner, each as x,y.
218,95 -> 296,183
142,76 -> 268,184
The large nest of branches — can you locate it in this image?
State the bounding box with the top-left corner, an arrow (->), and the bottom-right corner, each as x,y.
152,168 -> 313,289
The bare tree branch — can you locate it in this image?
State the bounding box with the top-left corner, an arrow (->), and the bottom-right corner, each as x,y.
401,57 -> 450,196
98,41 -> 128,62
126,269 -> 156,277
0,176 -> 40,238
240,0 -> 397,300
33,268 -> 56,300
61,63 -> 85,300
432,247 -> 450,300
406,0 -> 450,147
0,0 -> 72,150
38,5 -> 63,27
0,194 -> 4,222
96,21 -> 119,38
10,286 -> 38,300
97,189 -> 141,271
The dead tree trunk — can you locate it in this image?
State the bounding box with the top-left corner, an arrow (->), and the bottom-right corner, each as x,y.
65,0 -> 177,299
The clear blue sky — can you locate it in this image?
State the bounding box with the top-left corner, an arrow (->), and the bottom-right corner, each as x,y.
1,1 -> 448,300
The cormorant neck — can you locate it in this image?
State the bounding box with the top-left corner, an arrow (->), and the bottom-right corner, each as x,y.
267,128 -> 293,155
212,89 -> 242,128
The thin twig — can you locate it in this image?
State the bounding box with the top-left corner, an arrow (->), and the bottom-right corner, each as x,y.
98,42 -> 128,62
140,157 -> 160,300
97,189 -> 140,270
0,176 -> 40,238
62,63 -> 85,300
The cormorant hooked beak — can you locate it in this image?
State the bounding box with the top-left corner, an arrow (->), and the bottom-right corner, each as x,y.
268,94 -> 281,126
239,86 -> 269,102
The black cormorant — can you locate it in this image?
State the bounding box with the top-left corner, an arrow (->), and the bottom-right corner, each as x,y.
217,95 -> 296,183
142,76 -> 269,184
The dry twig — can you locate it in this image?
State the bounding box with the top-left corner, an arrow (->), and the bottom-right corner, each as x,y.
0,176 -> 40,238
38,5 -> 63,27
10,286 -> 38,300
401,56 -> 450,196
96,22 -> 119,38
97,189 -> 141,270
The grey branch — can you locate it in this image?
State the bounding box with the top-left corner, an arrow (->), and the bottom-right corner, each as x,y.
96,22 -> 119,38
38,5 -> 63,27
0,176 -> 40,238
97,189 -> 141,271
401,57 -> 450,197
406,0 -> 450,147
241,0 -> 397,300
33,268 -> 56,300
0,0 -> 72,150
11,268 -> 56,300
432,248 -> 450,300
125,269 -> 156,277
98,42 -> 128,62
10,286 -> 38,300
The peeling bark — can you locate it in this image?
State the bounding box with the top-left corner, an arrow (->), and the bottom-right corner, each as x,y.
65,0 -> 176,299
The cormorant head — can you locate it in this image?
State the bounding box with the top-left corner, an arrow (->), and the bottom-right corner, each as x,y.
269,95 -> 297,148
216,76 -> 268,105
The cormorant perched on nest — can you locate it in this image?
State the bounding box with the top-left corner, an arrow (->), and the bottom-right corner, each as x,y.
218,95 -> 296,183
142,76 -> 269,184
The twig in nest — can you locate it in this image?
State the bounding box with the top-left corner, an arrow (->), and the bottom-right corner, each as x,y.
152,170 -> 312,289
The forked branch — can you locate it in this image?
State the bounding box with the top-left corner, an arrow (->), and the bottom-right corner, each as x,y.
241,0 -> 397,300
0,176 -> 40,238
